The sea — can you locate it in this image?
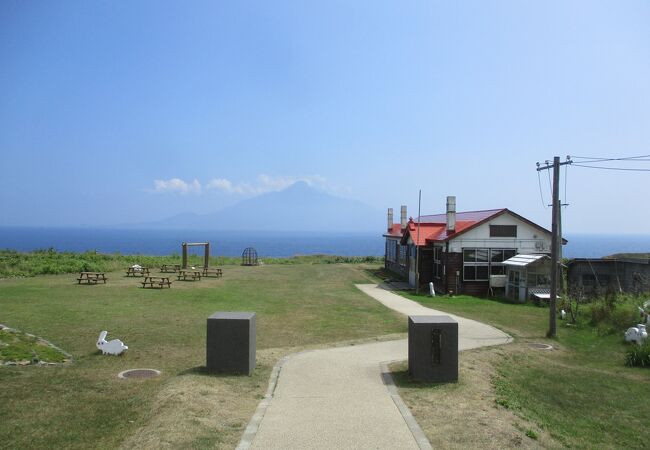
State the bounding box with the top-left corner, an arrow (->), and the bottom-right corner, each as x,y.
0,227 -> 649,259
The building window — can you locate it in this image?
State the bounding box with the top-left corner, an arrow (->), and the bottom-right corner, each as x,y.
489,249 -> 517,275
433,246 -> 442,279
386,240 -> 397,262
527,272 -> 551,287
463,249 -> 489,281
398,245 -> 407,267
463,248 -> 516,281
509,269 -> 520,286
490,225 -> 517,237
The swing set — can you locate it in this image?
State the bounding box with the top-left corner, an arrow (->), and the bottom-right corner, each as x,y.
181,242 -> 224,277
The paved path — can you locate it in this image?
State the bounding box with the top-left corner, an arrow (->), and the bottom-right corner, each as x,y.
239,284 -> 511,450
355,284 -> 513,350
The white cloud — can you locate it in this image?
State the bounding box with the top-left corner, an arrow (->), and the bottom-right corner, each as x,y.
206,175 -> 328,195
204,178 -> 252,194
150,175 -> 334,197
151,178 -> 201,194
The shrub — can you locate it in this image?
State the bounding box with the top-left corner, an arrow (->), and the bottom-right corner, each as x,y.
589,300 -> 612,326
589,295 -> 643,327
0,250 -> 383,277
610,303 -> 640,330
625,341 -> 650,368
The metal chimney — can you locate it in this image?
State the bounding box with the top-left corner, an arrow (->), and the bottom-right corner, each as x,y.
446,196 -> 456,233
387,208 -> 394,231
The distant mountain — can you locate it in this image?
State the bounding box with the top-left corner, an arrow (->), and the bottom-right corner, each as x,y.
130,182 -> 384,232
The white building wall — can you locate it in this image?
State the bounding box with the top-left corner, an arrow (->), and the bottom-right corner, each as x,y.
446,212 -> 552,254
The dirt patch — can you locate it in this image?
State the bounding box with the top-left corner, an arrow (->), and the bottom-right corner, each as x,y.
118,354 -> 274,449
119,334 -> 409,449
391,344 -> 561,449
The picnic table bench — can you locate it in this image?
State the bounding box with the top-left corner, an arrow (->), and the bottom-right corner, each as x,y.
201,267 -> 223,277
160,264 -> 181,273
126,266 -> 150,277
177,269 -> 202,281
77,272 -> 108,285
141,276 -> 172,289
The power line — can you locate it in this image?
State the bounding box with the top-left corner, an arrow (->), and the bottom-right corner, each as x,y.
572,163 -> 650,172
571,154 -> 650,163
537,170 -> 548,209
564,164 -> 569,205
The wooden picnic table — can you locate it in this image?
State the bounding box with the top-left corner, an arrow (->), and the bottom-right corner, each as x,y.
201,267 -> 223,277
141,276 -> 172,289
177,269 -> 202,281
126,266 -> 150,277
160,264 -> 181,273
77,272 -> 108,285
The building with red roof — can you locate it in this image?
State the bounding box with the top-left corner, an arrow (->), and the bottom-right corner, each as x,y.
384,196 -> 559,296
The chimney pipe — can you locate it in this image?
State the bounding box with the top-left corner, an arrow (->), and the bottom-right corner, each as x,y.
387,208 -> 394,231
446,196 -> 456,233
400,205 -> 407,229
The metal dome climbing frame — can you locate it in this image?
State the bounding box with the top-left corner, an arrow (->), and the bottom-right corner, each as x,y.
241,247 -> 259,266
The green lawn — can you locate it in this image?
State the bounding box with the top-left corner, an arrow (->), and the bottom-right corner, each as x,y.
399,291 -> 650,449
0,263 -> 404,449
4,260 -> 649,449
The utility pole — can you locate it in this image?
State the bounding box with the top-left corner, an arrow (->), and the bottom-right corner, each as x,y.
415,190 -> 422,294
537,156 -> 572,337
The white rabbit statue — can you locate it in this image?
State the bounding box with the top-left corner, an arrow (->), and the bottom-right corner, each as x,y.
625,324 -> 648,346
96,330 -> 128,355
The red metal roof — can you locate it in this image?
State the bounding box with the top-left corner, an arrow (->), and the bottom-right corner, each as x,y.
399,209 -> 510,245
389,208 -> 556,246
418,209 -> 506,224
382,223 -> 404,238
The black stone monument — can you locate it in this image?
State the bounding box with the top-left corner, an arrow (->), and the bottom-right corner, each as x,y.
206,312 -> 256,375
408,315 -> 458,383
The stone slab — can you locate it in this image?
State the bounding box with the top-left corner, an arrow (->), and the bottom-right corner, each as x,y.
206,311 -> 256,375
408,315 -> 458,383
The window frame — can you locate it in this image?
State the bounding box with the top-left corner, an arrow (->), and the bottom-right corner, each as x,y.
433,246 -> 443,279
463,248 -> 516,281
398,244 -> 407,267
385,239 -> 397,262
489,225 -> 518,238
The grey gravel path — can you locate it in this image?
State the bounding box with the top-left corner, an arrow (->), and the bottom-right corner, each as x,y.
239,284 -> 511,449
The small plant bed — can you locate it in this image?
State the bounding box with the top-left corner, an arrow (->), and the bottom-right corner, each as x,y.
625,341 -> 650,367
0,325 -> 72,366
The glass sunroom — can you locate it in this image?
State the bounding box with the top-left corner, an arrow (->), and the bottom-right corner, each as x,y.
503,254 -> 551,302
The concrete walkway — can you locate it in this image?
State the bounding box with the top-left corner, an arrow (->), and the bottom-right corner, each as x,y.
238,284 -> 511,450
355,284 -> 513,350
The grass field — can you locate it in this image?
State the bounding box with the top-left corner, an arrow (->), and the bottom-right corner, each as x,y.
3,258 -> 650,449
395,291 -> 650,449
0,263 -> 404,449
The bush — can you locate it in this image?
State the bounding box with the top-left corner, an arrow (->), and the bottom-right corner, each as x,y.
625,341 -> 650,368
0,250 -> 383,277
584,294 -> 646,337
610,303 -> 640,330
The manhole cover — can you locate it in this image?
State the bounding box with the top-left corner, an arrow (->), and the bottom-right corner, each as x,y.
118,368 -> 161,379
528,343 -> 554,350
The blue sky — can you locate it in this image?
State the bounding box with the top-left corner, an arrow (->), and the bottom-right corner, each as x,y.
1,1 -> 649,233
